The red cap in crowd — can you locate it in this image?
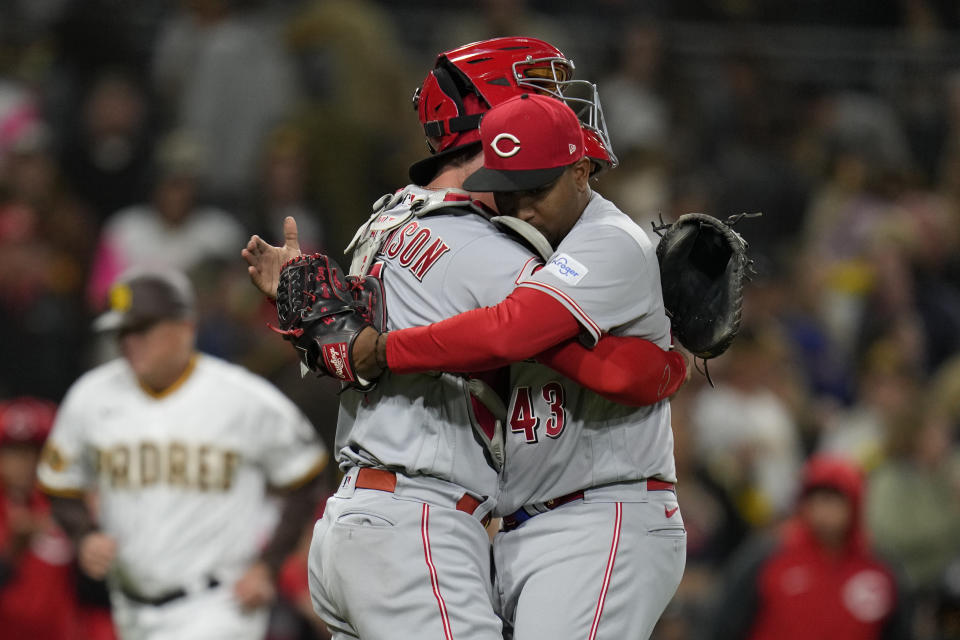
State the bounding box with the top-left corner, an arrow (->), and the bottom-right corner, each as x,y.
0,397 -> 57,447
463,93 -> 584,193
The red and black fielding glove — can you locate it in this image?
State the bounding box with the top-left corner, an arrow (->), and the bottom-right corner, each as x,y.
272,253 -> 386,389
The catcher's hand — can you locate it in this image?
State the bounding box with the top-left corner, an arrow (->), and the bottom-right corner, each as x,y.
272,253 -> 386,389
653,212 -> 760,366
242,216 -> 302,299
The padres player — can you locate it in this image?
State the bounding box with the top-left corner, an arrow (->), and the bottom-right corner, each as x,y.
354,95 -> 687,640
38,268 -> 328,640
243,38 -> 684,640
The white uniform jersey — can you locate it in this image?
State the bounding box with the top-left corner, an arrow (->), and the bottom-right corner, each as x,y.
496,192 -> 675,515
38,354 -> 327,596
337,185 -> 537,499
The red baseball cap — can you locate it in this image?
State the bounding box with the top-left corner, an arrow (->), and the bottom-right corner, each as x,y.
0,397 -> 57,447
463,93 -> 585,193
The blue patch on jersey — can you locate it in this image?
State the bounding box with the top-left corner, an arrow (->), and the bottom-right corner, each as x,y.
546,253 -> 588,284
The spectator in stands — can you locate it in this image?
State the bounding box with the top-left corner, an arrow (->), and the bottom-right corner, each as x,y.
58,69 -> 157,226
152,0 -> 298,207
86,129 -> 245,310
246,123 -> 325,254
866,400 -> 960,599
817,338 -> 923,470
0,116 -> 96,399
0,397 -> 83,640
690,327 -> 805,527
283,0 -> 419,253
705,454 -> 912,640
595,19 -> 673,231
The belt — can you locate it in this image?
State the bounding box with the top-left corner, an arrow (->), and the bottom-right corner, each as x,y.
502,479 -> 676,532
120,575 -> 220,607
355,468 -> 490,526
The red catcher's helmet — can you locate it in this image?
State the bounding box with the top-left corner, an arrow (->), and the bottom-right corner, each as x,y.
409,37 -> 617,185
580,125 -> 616,174
0,397 -> 57,447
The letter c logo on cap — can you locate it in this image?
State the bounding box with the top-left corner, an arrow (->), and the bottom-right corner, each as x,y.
492,133 -> 521,158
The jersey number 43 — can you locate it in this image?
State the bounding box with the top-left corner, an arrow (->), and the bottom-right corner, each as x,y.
509,382 -> 567,443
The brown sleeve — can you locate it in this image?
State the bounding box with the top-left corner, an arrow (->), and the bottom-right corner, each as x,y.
260,472 -> 326,577
49,496 -> 98,547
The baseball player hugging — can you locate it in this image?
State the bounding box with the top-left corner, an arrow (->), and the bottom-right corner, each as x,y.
350,94 -> 688,640
244,37 -> 688,640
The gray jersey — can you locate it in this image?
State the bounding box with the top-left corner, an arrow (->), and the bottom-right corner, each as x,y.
337,185 -> 537,498
496,192 -> 675,515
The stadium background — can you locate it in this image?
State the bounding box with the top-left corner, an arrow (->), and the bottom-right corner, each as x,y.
2,0 -> 960,638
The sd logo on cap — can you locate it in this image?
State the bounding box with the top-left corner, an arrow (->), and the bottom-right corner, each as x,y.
94,268 -> 196,333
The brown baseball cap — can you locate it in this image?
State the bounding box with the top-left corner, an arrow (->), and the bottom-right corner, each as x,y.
93,268 -> 196,332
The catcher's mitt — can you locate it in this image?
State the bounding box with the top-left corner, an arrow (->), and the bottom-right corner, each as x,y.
272,253 -> 386,389
652,212 -> 760,379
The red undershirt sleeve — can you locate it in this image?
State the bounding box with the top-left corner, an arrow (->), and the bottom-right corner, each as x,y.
387,287 -> 686,406
536,337 -> 687,406
387,287 -> 580,374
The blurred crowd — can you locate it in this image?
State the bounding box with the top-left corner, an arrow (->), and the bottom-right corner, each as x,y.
2,0 -> 960,639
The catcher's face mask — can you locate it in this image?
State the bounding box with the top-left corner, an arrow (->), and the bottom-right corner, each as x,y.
513,57 -> 617,170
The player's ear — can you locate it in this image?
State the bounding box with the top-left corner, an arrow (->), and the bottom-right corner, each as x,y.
572,158 -> 592,192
